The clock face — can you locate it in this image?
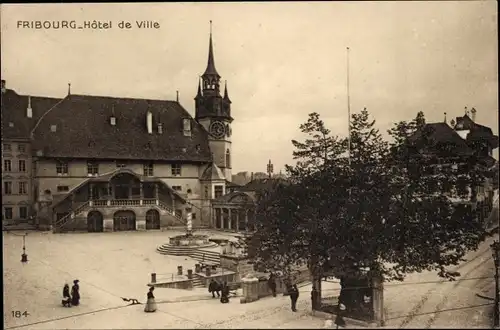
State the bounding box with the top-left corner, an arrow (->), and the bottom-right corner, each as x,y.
209,121 -> 226,139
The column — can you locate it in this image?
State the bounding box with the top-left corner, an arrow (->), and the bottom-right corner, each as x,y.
155,183 -> 159,206
139,182 -> 143,205
236,210 -> 239,232
228,208 -> 232,230
89,183 -> 94,206
219,208 -> 224,229
107,182 -> 111,206
245,210 -> 249,232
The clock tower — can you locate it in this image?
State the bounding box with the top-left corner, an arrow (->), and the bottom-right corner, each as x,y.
195,21 -> 233,181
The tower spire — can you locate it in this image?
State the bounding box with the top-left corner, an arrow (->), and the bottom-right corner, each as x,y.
196,77 -> 202,98
223,80 -> 231,103
203,20 -> 220,78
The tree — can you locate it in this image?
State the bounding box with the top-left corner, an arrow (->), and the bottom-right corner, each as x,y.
250,109 -> 488,317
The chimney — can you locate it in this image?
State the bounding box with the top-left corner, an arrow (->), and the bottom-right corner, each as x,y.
443,112 -> 447,124
470,107 -> 477,122
1,80 -> 5,93
146,110 -> 153,134
183,118 -> 191,137
158,123 -> 163,134
27,96 -> 33,118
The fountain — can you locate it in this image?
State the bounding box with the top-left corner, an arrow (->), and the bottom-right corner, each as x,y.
156,209 -> 218,255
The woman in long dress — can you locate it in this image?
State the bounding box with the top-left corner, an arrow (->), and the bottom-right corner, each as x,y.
71,280 -> 80,306
144,286 -> 157,313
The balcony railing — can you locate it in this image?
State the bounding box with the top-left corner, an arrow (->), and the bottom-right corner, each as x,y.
89,199 -> 159,207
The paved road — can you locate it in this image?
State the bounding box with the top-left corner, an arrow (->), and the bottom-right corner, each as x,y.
395,236 -> 496,329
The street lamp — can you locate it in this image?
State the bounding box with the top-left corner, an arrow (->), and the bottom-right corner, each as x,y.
491,241 -> 499,327
21,233 -> 28,263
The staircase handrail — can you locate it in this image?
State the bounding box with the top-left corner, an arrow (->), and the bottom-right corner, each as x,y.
157,200 -> 188,226
53,201 -> 90,228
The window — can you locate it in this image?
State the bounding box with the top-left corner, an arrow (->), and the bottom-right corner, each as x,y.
56,161 -> 69,175
175,209 -> 183,219
87,161 -> 99,176
143,162 -> 154,176
4,182 -> 12,195
171,164 -> 181,176
226,149 -> 231,168
19,160 -> 26,172
116,160 -> 127,168
57,185 -> 69,192
214,185 -> 224,199
204,186 -> 209,199
191,212 -> 197,220
18,182 -> 28,195
3,159 -> 12,172
172,186 -> 182,191
19,206 -> 27,219
18,144 -> 26,152
4,207 -> 13,220
3,143 -> 12,151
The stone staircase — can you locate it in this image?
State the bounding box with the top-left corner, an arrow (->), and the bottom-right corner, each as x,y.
156,243 -> 218,256
192,275 -> 205,288
156,245 -> 221,266
191,250 -> 221,264
52,199 -> 187,232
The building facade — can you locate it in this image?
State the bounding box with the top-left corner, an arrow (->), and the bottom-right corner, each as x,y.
2,27 -> 237,232
1,81 -> 61,225
409,110 -> 498,222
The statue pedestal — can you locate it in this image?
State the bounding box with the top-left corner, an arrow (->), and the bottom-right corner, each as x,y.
240,274 -> 259,304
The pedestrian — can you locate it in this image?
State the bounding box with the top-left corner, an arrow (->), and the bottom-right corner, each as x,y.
71,280 -> 80,306
220,282 -> 230,304
311,285 -> 319,310
62,283 -> 71,307
144,286 -> 157,312
289,284 -> 299,312
268,273 -> 277,297
209,279 -> 221,298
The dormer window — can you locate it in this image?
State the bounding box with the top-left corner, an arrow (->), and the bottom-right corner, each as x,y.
183,118 -> 191,137
110,117 -> 116,126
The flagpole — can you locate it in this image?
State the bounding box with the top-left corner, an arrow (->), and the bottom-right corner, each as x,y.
347,47 -> 351,167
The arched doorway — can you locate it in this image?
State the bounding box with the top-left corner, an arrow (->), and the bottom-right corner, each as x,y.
87,211 -> 103,232
145,209 -> 160,230
113,210 -> 136,231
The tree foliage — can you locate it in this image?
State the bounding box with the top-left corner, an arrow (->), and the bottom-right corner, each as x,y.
250,109 -> 488,283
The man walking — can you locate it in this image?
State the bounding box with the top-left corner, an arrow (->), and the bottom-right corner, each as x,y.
268,273 -> 277,297
289,284 -> 299,312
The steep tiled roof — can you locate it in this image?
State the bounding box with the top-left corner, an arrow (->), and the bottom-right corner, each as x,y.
200,162 -> 225,181
409,122 -> 475,156
1,89 -> 61,140
237,178 -> 288,192
213,191 -> 256,204
31,94 -> 212,161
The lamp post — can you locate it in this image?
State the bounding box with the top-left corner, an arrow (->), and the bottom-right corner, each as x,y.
21,233 -> 28,263
492,241 -> 500,327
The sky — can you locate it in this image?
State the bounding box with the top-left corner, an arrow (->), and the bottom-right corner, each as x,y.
1,2 -> 498,173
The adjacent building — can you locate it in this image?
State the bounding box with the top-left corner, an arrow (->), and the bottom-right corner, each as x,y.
1,81 -> 61,225
408,109 -> 498,221
2,27 -> 239,232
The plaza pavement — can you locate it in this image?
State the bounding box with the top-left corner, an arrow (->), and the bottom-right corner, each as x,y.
3,230 -> 497,329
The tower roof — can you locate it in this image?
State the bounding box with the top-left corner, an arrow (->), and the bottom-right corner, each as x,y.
202,21 -> 221,79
